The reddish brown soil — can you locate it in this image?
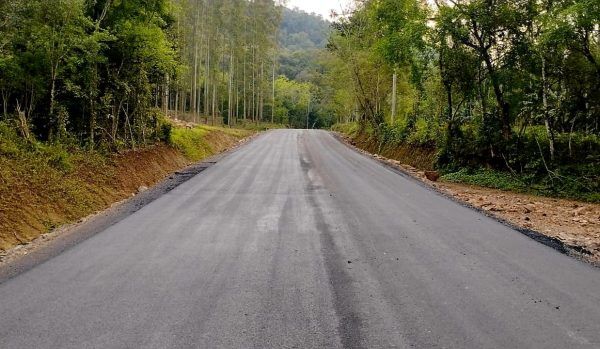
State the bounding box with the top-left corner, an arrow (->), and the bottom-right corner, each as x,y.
0,145 -> 188,251
0,129 -> 245,253
349,132 -> 437,171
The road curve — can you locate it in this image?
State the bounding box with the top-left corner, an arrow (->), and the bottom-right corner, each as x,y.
0,129 -> 599,348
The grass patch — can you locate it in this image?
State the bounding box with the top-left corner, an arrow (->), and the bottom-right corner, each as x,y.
170,125 -> 253,162
442,168 -> 529,191
235,121 -> 287,132
331,122 -> 361,137
442,168 -> 600,203
170,126 -> 212,161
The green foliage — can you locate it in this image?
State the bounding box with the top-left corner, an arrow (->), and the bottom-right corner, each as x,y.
279,7 -> 330,50
0,0 -> 179,146
42,144 -> 75,172
443,168 -> 529,192
442,166 -> 600,203
331,122 -> 361,137
323,0 -> 599,200
0,121 -> 75,173
274,76 -> 313,128
0,122 -> 24,158
170,126 -> 211,161
169,124 -> 252,161
407,118 -> 436,146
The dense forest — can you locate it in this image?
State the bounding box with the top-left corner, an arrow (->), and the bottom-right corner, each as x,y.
0,0 -> 280,148
317,0 -> 599,200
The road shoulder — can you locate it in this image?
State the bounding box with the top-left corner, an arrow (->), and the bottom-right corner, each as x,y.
332,131 -> 600,266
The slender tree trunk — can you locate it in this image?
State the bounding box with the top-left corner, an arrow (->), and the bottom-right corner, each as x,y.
252,45 -> 256,122
260,61 -> 264,122
271,64 -> 275,123
391,71 -> 397,124
243,54 -> 247,121
174,90 -> 179,119
163,74 -> 169,116
1,90 -> 8,119
205,40 -> 210,118
228,50 -> 233,126
236,61 -> 240,121
481,50 -> 510,139
49,66 -> 58,119
541,56 -> 555,161
212,82 -> 216,125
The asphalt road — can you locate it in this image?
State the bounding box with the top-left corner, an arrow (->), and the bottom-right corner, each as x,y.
1,129 -> 599,348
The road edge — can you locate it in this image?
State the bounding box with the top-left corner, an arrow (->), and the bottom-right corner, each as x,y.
330,131 -> 598,268
0,131 -> 266,284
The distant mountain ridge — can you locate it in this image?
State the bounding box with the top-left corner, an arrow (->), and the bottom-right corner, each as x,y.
278,7 -> 331,80
279,7 -> 330,51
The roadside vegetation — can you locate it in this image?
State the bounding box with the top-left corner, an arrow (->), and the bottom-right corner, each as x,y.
0,0 -> 290,252
0,120 -> 254,252
320,0 -> 599,203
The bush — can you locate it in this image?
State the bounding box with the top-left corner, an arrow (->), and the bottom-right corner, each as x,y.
148,108 -> 172,143
170,126 -> 211,161
43,144 -> 74,172
0,121 -> 24,158
442,168 -> 529,191
407,118 -> 434,146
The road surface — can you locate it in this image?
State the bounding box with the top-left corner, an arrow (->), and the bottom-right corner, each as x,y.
1,130 -> 599,348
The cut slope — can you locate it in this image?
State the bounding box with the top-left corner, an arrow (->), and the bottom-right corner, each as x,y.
0,125 -> 251,252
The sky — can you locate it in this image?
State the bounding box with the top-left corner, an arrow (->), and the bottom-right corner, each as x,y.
284,0 -> 353,20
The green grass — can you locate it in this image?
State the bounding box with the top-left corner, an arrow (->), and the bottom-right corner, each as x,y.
234,121 -> 288,132
442,168 -> 600,203
331,122 -> 361,137
170,126 -> 216,161
169,124 -> 257,162
442,168 -> 529,191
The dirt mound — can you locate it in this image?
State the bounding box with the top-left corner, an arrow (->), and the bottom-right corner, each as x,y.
350,132 -> 437,171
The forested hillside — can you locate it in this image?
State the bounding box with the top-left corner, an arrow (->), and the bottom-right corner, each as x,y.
321,0 -> 599,201
278,7 -> 330,81
279,7 -> 329,51
271,8 -> 334,128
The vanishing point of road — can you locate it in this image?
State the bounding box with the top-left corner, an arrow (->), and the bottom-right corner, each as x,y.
0,130 -> 599,348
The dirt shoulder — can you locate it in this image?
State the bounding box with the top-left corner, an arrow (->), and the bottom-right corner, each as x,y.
334,132 -> 600,265
0,126 -> 255,260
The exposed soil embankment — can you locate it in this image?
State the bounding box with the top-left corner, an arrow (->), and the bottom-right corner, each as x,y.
347,131 -> 437,171
0,126 -> 248,253
336,131 -> 600,264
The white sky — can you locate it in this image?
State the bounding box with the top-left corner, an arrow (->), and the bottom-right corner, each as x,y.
284,0 -> 353,20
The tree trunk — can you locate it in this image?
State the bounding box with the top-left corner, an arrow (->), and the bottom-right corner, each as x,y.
243,54 -> 247,121
163,73 -> 169,116
174,90 -> 179,119
481,50 -> 510,139
1,89 -> 8,119
272,64 -> 275,123
259,61 -> 264,122
212,82 -> 216,125
391,71 -> 397,124
541,56 -> 555,161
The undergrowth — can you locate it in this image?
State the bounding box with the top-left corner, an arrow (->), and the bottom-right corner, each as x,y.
0,120 -> 255,251
334,121 -> 600,203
